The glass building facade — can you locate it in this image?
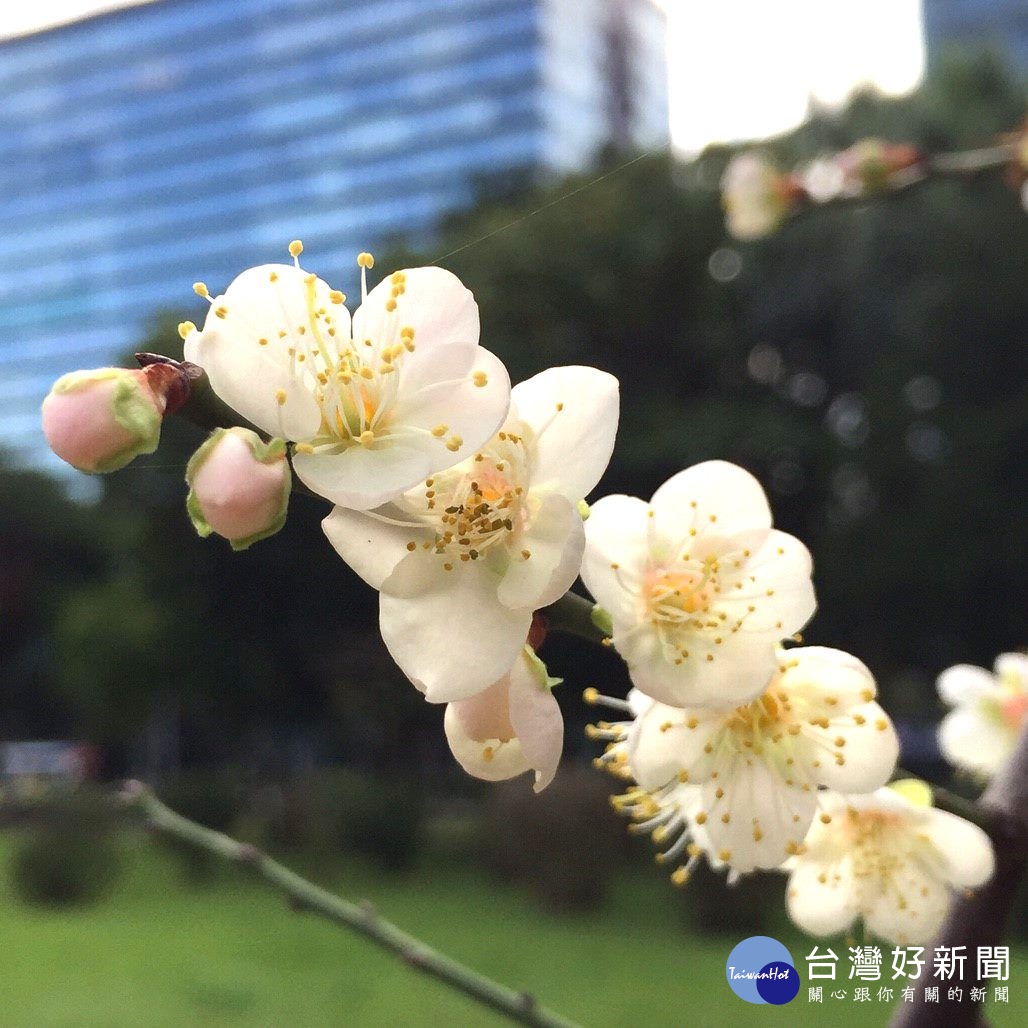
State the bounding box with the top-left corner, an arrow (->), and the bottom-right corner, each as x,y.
922,0 -> 1028,70
0,0 -> 668,473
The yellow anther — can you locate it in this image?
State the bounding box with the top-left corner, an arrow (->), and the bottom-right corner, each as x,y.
695,812 -> 708,825
670,867 -> 690,887
359,430 -> 375,448
295,443 -> 315,455
820,813 -> 832,824
431,424 -> 448,438
304,272 -> 316,284
329,290 -> 345,304
288,240 -> 303,258
360,367 -> 374,379
275,389 -> 287,405
214,306 -> 228,319
482,746 -> 494,762
400,326 -> 415,339
357,252 -> 375,268
192,282 -> 209,298
270,271 -> 278,282
258,338 -> 268,346
473,371 -> 488,388
582,687 -> 599,705
445,435 -> 463,452
177,321 -> 196,339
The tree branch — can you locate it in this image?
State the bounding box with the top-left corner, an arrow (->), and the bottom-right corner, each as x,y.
891,725 -> 1028,1028
121,781 -> 578,1028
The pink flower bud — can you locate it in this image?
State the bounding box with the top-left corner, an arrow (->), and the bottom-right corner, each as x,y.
41,368 -> 164,473
186,428 -> 291,550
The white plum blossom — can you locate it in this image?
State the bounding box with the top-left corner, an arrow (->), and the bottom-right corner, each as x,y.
580,461 -> 816,708
720,152 -> 790,240
593,647 -> 899,876
323,366 -> 619,702
785,782 -> 995,945
183,245 -> 510,510
937,652 -> 1028,779
444,647 -> 564,792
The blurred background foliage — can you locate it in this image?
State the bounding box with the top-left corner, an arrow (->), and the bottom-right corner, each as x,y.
1,55 -> 1025,885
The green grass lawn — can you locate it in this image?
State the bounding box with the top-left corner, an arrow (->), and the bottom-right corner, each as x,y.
0,832 -> 1022,1027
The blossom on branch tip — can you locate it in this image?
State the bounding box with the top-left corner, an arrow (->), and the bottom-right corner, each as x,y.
595,646 -> 899,876
720,152 -> 795,240
323,365 -> 620,702
580,460 -> 816,708
182,246 -> 510,510
42,367 -> 166,473
186,427 -> 291,550
937,652 -> 1027,779
785,781 -> 995,945
444,646 -> 563,792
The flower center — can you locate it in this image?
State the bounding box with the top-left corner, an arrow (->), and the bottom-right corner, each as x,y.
398,432 -> 530,567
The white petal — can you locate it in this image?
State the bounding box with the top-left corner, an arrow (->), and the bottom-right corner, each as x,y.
294,440 -> 437,510
921,808 -> 995,888
787,857 -> 859,937
937,664 -> 997,706
715,529 -> 816,635
395,348 -> 510,463
496,494 -> 584,610
618,624 -> 778,708
863,862 -> 948,946
444,701 -> 531,783
580,494 -> 651,622
702,759 -> 817,872
379,561 -> 531,702
995,652 -> 1028,689
628,702 -> 721,791
352,266 -> 479,395
649,461 -> 772,538
184,264 -> 340,440
508,651 -> 564,791
779,646 -> 879,708
321,506 -> 431,590
938,708 -> 1008,776
808,701 -> 899,793
511,366 -> 619,501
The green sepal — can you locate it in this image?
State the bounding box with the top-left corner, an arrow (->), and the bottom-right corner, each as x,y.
52,368 -> 162,474
524,646 -> 562,692
889,778 -> 933,808
590,604 -> 614,638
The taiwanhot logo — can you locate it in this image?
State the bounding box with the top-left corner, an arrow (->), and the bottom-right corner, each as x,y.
726,936 -> 801,1005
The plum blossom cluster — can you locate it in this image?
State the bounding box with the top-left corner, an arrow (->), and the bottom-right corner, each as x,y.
578,461 -> 996,944
720,125 -> 1028,240
41,242 -> 1007,947
42,244 -> 617,791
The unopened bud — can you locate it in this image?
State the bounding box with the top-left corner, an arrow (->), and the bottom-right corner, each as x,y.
186,428 -> 291,550
42,367 -> 164,473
